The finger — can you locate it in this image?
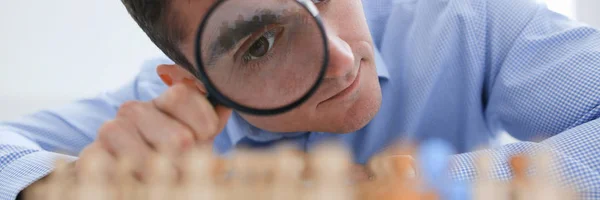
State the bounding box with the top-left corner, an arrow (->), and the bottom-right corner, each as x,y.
153,83 -> 224,142
77,143 -> 117,181
118,100 -> 195,156
193,105 -> 233,150
96,119 -> 154,174
388,155 -> 417,179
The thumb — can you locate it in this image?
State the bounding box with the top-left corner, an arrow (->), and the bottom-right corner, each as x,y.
196,104 -> 232,149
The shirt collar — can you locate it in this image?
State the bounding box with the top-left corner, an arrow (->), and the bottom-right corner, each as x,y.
226,113 -> 247,145
374,47 -> 390,80
226,112 -> 307,146
226,47 -> 389,146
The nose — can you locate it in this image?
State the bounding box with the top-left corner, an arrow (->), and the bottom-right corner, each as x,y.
324,35 -> 355,79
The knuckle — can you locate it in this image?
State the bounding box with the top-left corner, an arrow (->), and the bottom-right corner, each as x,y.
165,84 -> 192,105
117,101 -> 145,117
171,127 -> 195,148
196,127 -> 218,142
79,144 -> 95,158
97,121 -> 123,149
80,142 -> 108,160
98,120 -> 120,140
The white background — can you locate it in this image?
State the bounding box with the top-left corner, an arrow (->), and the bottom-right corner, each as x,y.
0,1 -> 164,120
0,0 -> 595,121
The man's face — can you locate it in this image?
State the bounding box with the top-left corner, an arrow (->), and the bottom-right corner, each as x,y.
178,0 -> 382,133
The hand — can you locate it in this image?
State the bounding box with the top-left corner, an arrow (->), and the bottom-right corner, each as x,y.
81,82 -> 232,181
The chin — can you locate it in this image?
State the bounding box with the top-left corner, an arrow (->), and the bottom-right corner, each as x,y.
320,77 -> 382,134
328,96 -> 381,133
243,81 -> 382,134
242,60 -> 383,134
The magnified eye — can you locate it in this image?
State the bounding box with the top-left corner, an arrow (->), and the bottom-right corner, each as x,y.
244,29 -> 277,62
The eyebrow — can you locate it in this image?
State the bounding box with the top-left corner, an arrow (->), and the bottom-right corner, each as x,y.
205,9 -> 280,66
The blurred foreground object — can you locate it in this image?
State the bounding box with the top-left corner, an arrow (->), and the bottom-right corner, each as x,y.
24,140 -> 579,200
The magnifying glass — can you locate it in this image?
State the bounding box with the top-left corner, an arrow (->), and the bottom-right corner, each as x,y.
194,0 -> 329,116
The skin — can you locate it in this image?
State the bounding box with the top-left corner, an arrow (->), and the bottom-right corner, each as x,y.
178,0 -> 382,133
23,0 -> 383,193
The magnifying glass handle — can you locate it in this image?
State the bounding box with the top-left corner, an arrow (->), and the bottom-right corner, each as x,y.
206,94 -> 220,107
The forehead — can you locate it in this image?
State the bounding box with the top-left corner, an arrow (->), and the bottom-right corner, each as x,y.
173,0 -> 218,66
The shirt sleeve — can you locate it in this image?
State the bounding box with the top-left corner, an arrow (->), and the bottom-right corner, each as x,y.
449,0 -> 600,197
450,120 -> 600,198
0,57 -> 171,200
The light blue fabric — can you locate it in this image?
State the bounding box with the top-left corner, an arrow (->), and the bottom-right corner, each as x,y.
3,0 -> 600,199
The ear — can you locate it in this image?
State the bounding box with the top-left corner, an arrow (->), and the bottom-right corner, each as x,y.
156,64 -> 207,94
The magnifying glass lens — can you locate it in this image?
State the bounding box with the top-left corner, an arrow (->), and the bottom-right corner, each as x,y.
198,0 -> 326,112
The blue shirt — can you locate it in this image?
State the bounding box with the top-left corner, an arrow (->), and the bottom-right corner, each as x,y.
2,0 -> 600,199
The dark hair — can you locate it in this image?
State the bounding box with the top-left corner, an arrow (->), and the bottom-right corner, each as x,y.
121,0 -> 195,73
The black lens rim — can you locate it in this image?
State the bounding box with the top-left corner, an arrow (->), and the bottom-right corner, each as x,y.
194,0 -> 329,116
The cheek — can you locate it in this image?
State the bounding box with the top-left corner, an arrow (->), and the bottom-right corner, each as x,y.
361,68 -> 383,105
332,63 -> 382,130
334,80 -> 382,132
239,107 -> 315,132
355,61 -> 382,111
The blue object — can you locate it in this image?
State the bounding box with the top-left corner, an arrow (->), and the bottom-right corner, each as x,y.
418,139 -> 455,187
446,181 -> 472,200
418,139 -> 472,200
3,0 -> 600,199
